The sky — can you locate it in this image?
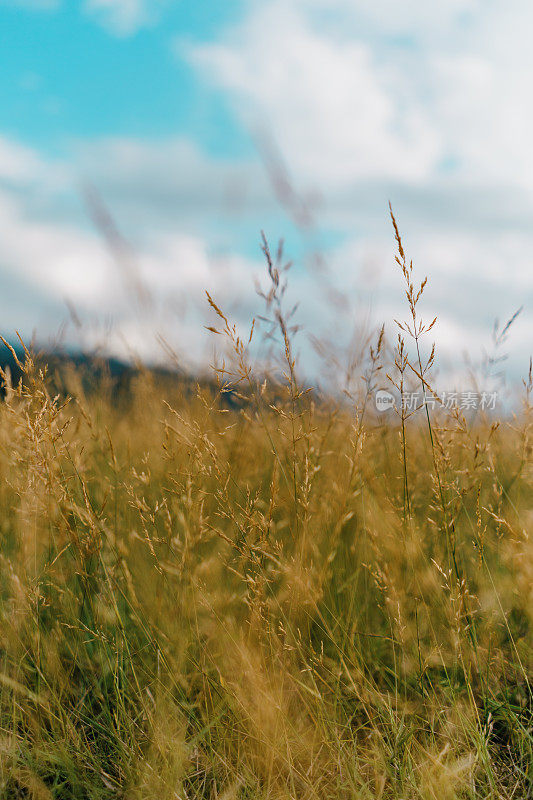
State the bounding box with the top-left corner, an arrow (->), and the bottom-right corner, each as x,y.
0,0 -> 531,391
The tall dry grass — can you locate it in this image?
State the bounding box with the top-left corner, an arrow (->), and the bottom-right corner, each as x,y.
0,215 -> 530,799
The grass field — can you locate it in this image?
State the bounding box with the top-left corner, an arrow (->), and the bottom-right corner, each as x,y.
0,221 -> 531,799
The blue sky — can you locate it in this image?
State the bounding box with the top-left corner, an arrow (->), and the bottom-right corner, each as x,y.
0,0 -> 531,388
0,2 -> 248,154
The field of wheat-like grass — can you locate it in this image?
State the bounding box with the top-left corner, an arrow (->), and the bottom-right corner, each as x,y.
0,221 -> 530,799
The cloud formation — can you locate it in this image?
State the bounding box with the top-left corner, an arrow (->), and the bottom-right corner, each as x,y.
0,0 -> 531,383
184,0 -> 533,194
0,134 -> 268,365
0,128 -> 529,383
188,5 -> 440,188
181,0 -> 533,380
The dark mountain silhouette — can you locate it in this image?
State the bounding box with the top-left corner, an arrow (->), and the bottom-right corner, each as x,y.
0,341 -> 242,408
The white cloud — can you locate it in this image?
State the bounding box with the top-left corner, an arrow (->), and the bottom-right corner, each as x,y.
326,227 -> 532,383
73,136 -> 271,231
0,136 -> 67,187
187,4 -> 441,189
176,0 -> 533,382
0,135 -> 267,368
294,0 -> 484,42
0,127 -> 530,380
4,0 -> 533,386
184,0 -> 533,196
